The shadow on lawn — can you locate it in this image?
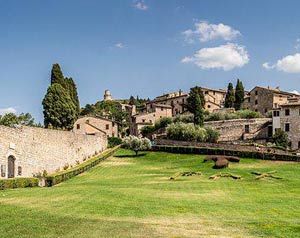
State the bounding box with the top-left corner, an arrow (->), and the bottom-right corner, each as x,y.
115,153 -> 147,158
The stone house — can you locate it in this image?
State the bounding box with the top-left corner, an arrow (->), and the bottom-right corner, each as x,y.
242,86 -> 299,115
272,98 -> 300,150
74,116 -> 119,138
201,87 -> 226,112
130,104 -> 172,136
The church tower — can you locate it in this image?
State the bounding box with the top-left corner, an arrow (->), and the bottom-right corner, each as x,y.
104,90 -> 112,101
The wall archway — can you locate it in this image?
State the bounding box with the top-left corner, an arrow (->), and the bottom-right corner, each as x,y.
7,155 -> 16,178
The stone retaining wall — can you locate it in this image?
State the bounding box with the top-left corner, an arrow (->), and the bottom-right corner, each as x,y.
0,125 -> 107,178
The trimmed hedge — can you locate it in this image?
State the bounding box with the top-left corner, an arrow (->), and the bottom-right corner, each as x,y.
152,145 -> 300,162
45,146 -> 120,187
0,178 -> 39,190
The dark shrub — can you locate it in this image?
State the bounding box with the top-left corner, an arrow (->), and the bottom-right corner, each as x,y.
108,137 -> 122,148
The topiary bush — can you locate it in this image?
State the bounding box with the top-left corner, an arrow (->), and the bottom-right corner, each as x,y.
0,178 -> 39,190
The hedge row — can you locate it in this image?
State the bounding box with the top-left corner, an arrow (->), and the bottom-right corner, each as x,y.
0,178 -> 39,190
152,145 -> 300,162
45,146 -> 120,187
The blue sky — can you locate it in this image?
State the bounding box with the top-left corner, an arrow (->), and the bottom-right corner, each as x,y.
1,0 -> 300,122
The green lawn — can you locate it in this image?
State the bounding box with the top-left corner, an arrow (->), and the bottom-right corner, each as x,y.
1,149 -> 300,238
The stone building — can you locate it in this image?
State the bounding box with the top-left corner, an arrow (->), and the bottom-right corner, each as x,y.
74,116 -> 119,138
146,90 -> 188,116
201,87 -> 226,112
0,125 -> 107,179
272,97 -> 300,150
104,89 -> 112,101
130,104 -> 172,136
242,86 -> 299,115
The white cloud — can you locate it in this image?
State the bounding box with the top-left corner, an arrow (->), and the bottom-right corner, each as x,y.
115,43 -> 124,48
181,43 -> 249,71
0,107 -> 17,115
291,90 -> 300,95
134,1 -> 148,10
182,21 -> 241,43
263,53 -> 300,73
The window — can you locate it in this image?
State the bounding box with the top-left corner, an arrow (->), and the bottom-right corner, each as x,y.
285,123 -> 290,132
273,111 -> 280,117
149,120 -> 152,123
76,124 -> 80,130
161,108 -> 164,111
248,98 -> 250,102
264,108 -> 268,113
112,122 -> 115,127
255,109 -> 258,112
285,109 -> 290,116
1,165 -> 5,177
245,125 -> 250,133
208,105 -> 211,108
182,99 -> 185,103
205,91 -> 208,94
255,90 -> 258,95
255,100 -> 258,105
18,166 -> 22,176
106,124 -> 109,130
299,109 -> 300,116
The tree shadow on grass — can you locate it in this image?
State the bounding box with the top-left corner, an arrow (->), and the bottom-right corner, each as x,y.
115,153 -> 147,158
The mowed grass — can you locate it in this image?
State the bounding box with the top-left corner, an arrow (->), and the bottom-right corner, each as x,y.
1,149 -> 300,238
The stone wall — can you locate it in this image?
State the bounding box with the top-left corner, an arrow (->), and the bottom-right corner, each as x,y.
0,125 -> 107,178
205,118 -> 272,141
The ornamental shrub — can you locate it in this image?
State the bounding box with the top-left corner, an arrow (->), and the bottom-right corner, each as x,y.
122,136 -> 151,156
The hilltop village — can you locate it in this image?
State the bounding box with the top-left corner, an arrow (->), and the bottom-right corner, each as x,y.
1,64 -> 300,180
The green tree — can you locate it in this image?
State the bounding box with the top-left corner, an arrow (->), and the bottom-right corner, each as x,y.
0,113 -> 19,127
122,136 -> 151,156
186,86 -> 205,126
65,77 -> 80,115
42,84 -> 77,130
273,130 -> 289,148
51,63 -> 66,88
224,82 -> 235,108
18,113 -> 35,126
234,79 -> 245,110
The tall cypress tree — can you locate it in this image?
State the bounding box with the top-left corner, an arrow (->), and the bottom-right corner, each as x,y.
234,79 -> 245,110
186,86 -> 205,126
42,84 -> 77,130
43,64 -> 80,130
224,82 -> 235,108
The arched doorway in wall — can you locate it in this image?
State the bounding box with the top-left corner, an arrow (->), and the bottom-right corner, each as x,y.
7,156 -> 16,178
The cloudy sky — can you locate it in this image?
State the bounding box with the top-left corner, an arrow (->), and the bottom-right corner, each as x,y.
1,0 -> 300,122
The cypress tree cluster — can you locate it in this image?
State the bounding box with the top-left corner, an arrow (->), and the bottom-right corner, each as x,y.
42,64 -> 80,130
224,79 -> 245,110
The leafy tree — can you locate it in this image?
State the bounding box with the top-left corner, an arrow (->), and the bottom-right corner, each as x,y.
65,77 -> 80,115
224,82 -> 235,108
186,86 -> 205,126
234,79 -> 245,110
0,112 -> 35,127
273,130 -> 288,148
42,84 -> 77,130
122,136 -> 151,156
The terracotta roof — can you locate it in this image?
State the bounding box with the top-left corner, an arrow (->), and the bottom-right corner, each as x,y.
250,86 -> 300,97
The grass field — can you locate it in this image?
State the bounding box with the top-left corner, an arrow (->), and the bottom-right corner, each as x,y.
1,149 -> 300,238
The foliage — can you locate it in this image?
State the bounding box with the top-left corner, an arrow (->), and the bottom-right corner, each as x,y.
42,84 -> 77,130
45,146 -> 119,186
224,82 -> 235,108
0,178 -> 39,190
205,110 -> 260,122
122,136 -> 151,155
166,122 -> 207,142
154,117 -> 173,129
0,112 -> 35,127
205,126 -> 220,143
108,137 -> 122,148
273,130 -> 288,148
140,125 -> 155,137
186,86 -> 205,126
234,79 -> 245,110
43,64 -> 80,130
173,114 -> 194,123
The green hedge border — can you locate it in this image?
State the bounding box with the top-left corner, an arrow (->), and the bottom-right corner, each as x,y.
152,145 -> 300,162
0,178 -> 39,190
45,146 -> 120,187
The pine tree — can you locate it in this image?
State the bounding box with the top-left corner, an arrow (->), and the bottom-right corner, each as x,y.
42,84 -> 77,130
234,79 -> 245,110
186,86 -> 205,126
224,82 -> 235,108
